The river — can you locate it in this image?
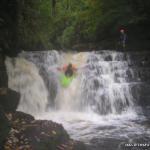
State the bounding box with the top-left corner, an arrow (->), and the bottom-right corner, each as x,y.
5,50 -> 150,150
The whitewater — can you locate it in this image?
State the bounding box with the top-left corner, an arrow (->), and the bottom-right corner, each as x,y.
5,50 -> 150,149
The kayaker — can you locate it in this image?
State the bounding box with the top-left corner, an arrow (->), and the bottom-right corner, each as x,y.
58,63 -> 77,77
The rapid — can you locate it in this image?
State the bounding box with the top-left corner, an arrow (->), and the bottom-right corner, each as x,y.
5,50 -> 150,149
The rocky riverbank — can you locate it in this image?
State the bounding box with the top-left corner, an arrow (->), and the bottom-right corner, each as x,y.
3,111 -> 86,150
0,89 -> 87,150
0,52 -> 87,150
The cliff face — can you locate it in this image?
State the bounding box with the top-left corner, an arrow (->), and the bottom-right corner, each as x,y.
0,53 -> 20,148
0,53 -> 20,114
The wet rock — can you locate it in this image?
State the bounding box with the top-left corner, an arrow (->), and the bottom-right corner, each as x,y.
0,88 -> 20,112
4,111 -> 87,150
0,53 -> 8,87
93,79 -> 100,90
11,111 -> 34,123
39,68 -> 58,107
104,55 -> 112,61
131,83 -> 150,107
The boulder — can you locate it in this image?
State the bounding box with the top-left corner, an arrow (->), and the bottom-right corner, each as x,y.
4,111 -> 87,150
0,88 -> 20,112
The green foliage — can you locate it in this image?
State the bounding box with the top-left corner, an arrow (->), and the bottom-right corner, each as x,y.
17,0 -> 53,49
1,0 -> 150,51
59,26 -> 75,48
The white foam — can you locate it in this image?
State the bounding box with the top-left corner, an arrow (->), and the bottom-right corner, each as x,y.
5,57 -> 48,116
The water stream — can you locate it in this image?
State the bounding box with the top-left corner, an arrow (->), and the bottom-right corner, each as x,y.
5,50 -> 150,150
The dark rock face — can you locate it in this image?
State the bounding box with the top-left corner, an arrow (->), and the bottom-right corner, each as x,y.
127,51 -> 150,107
0,53 -> 8,87
120,51 -> 150,118
10,111 -> 34,123
39,68 -> 58,107
4,111 -> 87,150
0,88 -> 20,112
0,88 -> 20,149
0,107 -> 10,149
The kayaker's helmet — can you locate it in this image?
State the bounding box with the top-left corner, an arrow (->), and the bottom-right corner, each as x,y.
65,63 -> 73,77
68,63 -> 72,68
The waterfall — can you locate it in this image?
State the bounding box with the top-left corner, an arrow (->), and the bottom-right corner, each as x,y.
18,50 -> 61,106
5,50 -> 150,147
54,52 -> 89,111
79,51 -> 135,114
5,50 -> 136,116
5,57 -> 48,116
51,51 -> 135,115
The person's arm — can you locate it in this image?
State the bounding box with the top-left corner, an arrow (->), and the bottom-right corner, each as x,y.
62,65 -> 67,72
57,67 -> 62,71
72,65 -> 77,71
76,64 -> 89,72
48,65 -> 62,72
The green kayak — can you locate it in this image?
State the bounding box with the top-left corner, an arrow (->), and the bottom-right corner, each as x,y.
60,74 -> 75,88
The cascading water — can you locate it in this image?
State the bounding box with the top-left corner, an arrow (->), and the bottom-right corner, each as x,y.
78,51 -> 135,114
5,57 -> 48,116
18,50 -> 60,107
5,50 -> 150,150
